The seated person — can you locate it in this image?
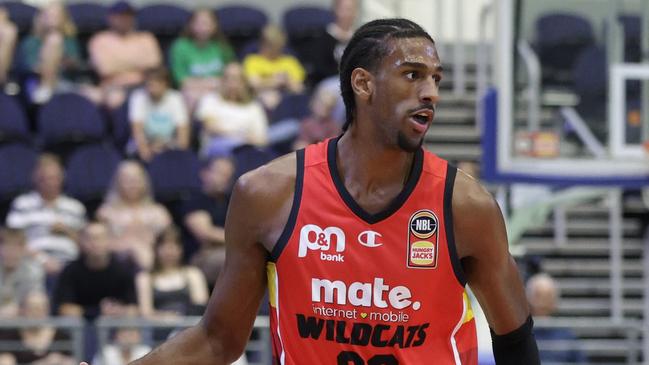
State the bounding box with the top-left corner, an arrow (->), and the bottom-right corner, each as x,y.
0,228 -> 45,317
170,8 -> 235,110
195,62 -> 268,157
86,0 -> 161,109
6,154 -> 86,277
0,290 -> 74,365
528,273 -> 587,364
243,24 -> 305,110
0,8 -> 17,86
54,222 -> 137,321
93,327 -> 151,365
135,226 -> 208,318
293,85 -> 341,149
18,2 -> 81,104
181,155 -> 235,287
96,161 -> 171,270
128,67 -> 190,162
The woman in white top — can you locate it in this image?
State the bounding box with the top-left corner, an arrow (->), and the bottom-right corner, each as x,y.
96,161 -> 172,270
195,62 -> 268,157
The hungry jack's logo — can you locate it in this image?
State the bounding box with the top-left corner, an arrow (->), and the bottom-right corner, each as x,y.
407,210 -> 439,269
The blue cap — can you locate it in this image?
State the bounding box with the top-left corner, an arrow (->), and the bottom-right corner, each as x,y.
108,1 -> 134,14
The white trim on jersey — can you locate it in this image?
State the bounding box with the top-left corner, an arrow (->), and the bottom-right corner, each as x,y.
275,269 -> 286,365
450,293 -> 467,365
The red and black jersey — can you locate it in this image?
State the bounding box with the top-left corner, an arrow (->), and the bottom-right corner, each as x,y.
266,137 -> 477,364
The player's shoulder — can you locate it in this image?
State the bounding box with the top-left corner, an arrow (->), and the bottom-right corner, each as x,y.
452,168 -> 500,217
232,152 -> 297,205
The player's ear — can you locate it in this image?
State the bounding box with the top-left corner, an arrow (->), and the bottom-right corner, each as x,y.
351,68 -> 374,101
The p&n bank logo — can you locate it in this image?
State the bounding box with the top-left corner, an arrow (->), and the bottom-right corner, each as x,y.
298,224 -> 346,262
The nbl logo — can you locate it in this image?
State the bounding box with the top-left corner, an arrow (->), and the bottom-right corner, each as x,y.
407,210 -> 439,269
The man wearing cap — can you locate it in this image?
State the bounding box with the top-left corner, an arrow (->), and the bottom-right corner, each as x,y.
87,0 -> 162,109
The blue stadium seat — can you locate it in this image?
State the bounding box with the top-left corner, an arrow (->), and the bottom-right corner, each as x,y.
282,6 -> 334,39
147,150 -> 201,202
0,92 -> 30,143
136,4 -> 191,35
215,5 -> 268,57
572,46 -> 607,141
110,101 -> 131,152
619,15 -> 641,64
231,144 -> 276,181
64,143 -> 121,215
36,93 -> 106,152
0,142 -> 37,220
1,1 -> 36,35
136,4 -> 191,58
270,92 -> 311,124
67,2 -> 108,34
535,13 -> 596,87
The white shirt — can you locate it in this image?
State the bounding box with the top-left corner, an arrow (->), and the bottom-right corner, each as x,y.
129,88 -> 188,144
195,93 -> 268,148
6,192 -> 86,262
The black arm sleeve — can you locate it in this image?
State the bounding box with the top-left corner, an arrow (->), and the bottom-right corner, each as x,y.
491,315 -> 540,365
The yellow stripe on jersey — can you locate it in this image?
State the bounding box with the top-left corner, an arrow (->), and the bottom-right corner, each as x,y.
267,262 -> 277,308
462,291 -> 475,324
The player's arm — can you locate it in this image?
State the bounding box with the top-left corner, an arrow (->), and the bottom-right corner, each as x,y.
452,170 -> 540,364
113,167 -> 278,365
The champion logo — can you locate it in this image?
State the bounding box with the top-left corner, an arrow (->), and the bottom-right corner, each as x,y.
357,230 -> 383,248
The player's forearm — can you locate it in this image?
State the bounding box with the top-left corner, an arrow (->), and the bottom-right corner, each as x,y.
130,325 -> 227,365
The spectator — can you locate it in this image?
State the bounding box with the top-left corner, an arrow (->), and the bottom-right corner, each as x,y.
170,8 -> 235,110
243,24 -> 305,110
128,67 -> 190,162
527,273 -> 587,364
86,0 -> 162,109
0,290 -> 74,365
293,85 -> 341,149
181,155 -> 234,286
0,228 -> 44,317
6,154 -> 86,277
195,62 -> 268,156
93,327 -> 151,365
306,0 -> 359,85
0,8 -> 17,86
54,221 -> 137,321
96,161 -> 171,270
18,2 -> 81,104
136,226 -> 208,319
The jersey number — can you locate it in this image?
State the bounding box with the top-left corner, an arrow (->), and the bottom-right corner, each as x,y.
337,351 -> 398,365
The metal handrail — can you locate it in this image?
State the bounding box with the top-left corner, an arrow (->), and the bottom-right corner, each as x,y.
0,317 -> 85,361
476,1 -> 493,132
516,39 -> 542,132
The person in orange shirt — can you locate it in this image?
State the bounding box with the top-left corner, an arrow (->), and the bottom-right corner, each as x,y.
85,1 -> 161,109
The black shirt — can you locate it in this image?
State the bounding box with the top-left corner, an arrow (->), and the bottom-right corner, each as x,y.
53,254 -> 136,320
181,191 -> 229,227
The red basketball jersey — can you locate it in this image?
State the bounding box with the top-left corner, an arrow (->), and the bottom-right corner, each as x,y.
267,137 -> 477,364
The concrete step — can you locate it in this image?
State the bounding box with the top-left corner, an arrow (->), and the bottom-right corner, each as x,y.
524,238 -> 644,256
424,143 -> 481,161
543,258 -> 642,277
556,278 -> 645,296
556,298 -> 643,317
425,124 -> 480,143
526,218 -> 641,237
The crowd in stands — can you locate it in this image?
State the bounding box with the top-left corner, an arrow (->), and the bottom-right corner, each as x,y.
0,0 -> 357,361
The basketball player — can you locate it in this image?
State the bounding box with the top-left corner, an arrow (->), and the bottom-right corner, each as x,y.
83,18 -> 539,365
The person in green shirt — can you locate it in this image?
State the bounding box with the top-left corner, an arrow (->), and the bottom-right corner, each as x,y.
170,9 -> 235,111
19,2 -> 81,104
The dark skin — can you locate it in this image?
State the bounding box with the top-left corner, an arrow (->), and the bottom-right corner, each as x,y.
81,36 -> 529,365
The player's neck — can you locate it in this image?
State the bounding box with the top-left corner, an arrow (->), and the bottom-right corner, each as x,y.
337,131 -> 415,190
